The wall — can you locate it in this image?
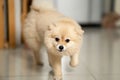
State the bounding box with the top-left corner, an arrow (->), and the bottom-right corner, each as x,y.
56,0 -> 102,23
90,0 -> 102,23
14,0 -> 21,46
103,0 -> 112,13
57,0 -> 89,23
115,0 -> 120,27
115,0 -> 120,14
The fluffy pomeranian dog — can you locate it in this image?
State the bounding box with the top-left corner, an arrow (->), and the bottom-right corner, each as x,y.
23,0 -> 84,79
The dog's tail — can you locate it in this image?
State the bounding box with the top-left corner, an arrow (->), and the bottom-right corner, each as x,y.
31,0 -> 55,11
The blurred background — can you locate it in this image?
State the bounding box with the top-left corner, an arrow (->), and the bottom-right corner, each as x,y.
0,0 -> 120,48
0,0 -> 120,80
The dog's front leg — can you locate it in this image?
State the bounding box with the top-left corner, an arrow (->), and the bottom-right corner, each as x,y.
70,53 -> 79,67
48,53 -> 62,80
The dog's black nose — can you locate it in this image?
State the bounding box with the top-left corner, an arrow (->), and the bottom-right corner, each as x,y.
59,45 -> 64,50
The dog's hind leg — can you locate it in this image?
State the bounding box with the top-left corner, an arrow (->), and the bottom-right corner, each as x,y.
23,11 -> 43,65
33,49 -> 43,66
25,38 -> 43,65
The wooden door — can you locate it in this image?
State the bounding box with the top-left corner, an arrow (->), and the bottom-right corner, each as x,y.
0,0 -> 4,48
8,0 -> 16,48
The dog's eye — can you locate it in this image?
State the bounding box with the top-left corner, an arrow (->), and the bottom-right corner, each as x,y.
55,38 -> 60,42
65,39 -> 70,43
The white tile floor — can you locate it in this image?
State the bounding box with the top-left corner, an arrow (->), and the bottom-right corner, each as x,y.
0,28 -> 120,80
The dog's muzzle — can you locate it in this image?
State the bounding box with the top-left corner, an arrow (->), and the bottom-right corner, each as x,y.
57,45 -> 66,52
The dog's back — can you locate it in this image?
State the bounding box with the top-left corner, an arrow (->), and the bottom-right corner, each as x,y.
23,0 -> 64,48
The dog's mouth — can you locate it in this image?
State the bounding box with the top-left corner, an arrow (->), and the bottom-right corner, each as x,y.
58,49 -> 63,52
56,49 -> 65,54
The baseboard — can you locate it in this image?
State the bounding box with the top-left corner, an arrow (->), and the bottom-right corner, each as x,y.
79,23 -> 101,28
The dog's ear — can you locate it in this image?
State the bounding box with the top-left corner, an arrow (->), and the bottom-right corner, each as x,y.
48,23 -> 56,31
75,25 -> 84,36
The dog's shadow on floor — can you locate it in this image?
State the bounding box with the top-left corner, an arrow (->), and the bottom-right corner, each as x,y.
21,49 -> 44,72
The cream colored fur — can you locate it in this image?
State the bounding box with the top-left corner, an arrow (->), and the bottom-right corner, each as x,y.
23,0 -> 84,79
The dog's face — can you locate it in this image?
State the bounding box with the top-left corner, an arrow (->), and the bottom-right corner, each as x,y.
45,20 -> 84,56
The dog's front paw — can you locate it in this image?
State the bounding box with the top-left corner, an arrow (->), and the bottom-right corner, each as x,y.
53,75 -> 62,80
70,61 -> 78,67
48,71 -> 62,80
